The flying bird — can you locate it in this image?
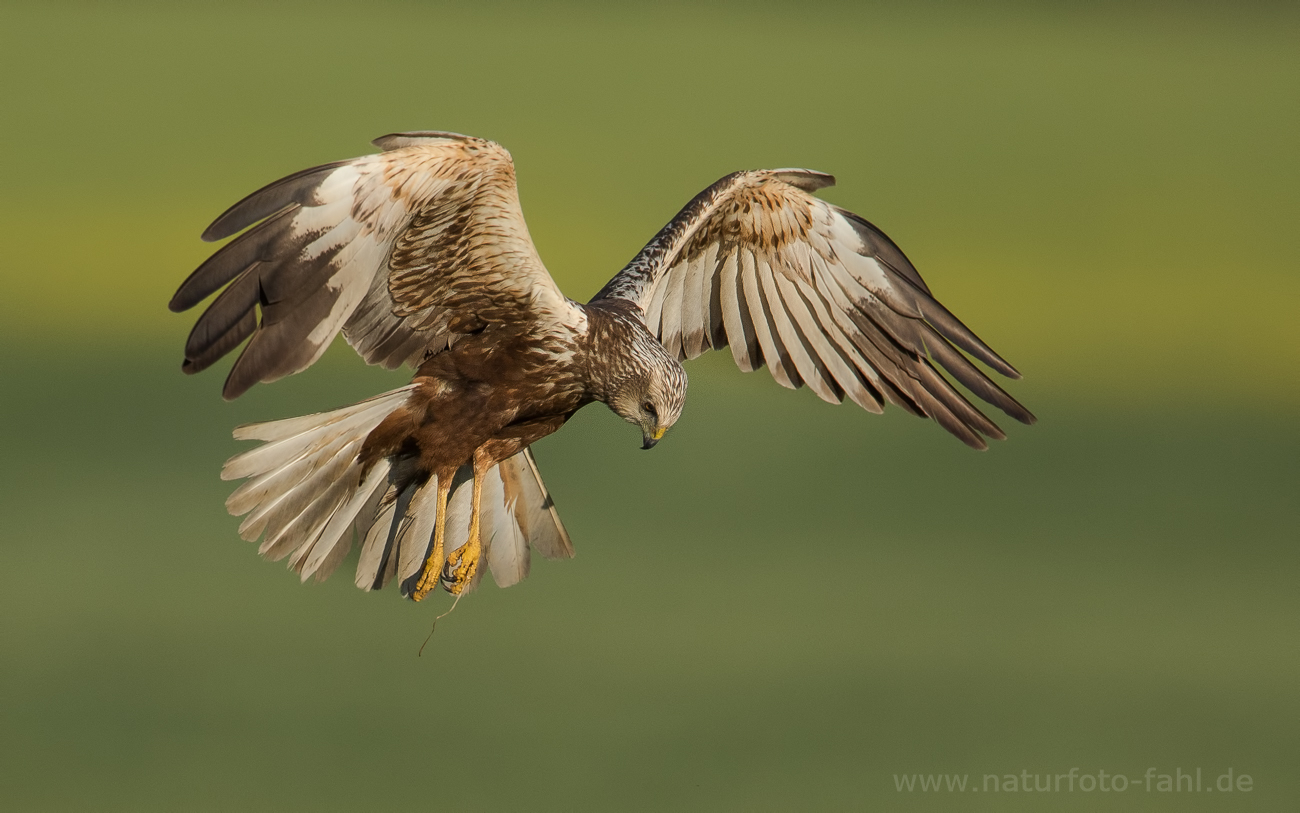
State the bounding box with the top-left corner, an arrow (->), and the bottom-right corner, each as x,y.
171,131 -> 1034,601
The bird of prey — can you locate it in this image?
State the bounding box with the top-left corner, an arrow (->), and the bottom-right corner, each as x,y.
171,131 -> 1034,602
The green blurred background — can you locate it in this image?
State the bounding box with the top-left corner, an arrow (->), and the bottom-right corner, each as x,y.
1,2 -> 1296,810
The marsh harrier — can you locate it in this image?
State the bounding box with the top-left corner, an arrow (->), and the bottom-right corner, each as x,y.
171,132 -> 1034,601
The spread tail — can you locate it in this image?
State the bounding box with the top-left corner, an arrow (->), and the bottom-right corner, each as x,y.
222,387 -> 573,595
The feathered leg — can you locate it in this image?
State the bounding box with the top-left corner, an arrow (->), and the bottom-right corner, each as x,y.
411,469 -> 455,602
412,421 -> 566,600
443,448 -> 491,595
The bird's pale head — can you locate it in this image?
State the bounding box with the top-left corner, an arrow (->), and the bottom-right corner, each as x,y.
608,347 -> 688,450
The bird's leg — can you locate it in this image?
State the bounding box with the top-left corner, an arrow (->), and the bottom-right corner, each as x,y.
411,470 -> 455,602
443,448 -> 492,595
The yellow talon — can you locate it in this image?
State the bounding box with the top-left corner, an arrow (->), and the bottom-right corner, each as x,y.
411,474 -> 453,603
443,535 -> 482,596
415,456 -> 487,600
411,537 -> 446,601
442,462 -> 485,596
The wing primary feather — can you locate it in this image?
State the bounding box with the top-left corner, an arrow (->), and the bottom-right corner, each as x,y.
784,274 -> 883,412
920,325 -> 1037,424
221,275 -> 350,400
809,249 -> 915,370
842,307 -> 942,417
179,136 -> 579,400
803,263 -> 890,408
170,205 -> 299,312
834,208 -> 933,296
907,380 -> 990,450
182,309 -> 256,375
182,264 -> 260,361
816,272 -> 932,417
202,161 -> 350,243
913,294 -> 1022,379
915,360 -> 1006,439
580,167 -> 1029,447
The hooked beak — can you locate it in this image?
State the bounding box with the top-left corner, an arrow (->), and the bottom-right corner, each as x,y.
641,425 -> 666,450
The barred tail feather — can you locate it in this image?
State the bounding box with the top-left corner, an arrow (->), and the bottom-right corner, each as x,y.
223,387 -> 574,596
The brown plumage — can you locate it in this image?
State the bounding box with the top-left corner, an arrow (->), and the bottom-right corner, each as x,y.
172,131 -> 1034,602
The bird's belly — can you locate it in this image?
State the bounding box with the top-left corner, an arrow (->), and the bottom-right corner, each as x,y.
405,377 -> 583,474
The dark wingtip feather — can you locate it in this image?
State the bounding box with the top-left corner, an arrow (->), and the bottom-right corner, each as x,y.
222,375 -> 250,402
183,268 -> 259,360
838,210 -> 934,296
914,360 -> 1006,443
183,308 -> 256,377
201,160 -> 347,242
222,341 -> 264,400
919,325 -> 1035,426
938,410 -> 991,451
174,207 -> 297,312
915,295 -> 1021,380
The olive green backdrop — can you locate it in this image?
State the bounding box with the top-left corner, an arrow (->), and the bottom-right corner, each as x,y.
1,2 -> 1296,810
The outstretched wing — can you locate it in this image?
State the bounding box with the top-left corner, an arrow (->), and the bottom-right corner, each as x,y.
170,132 -> 578,399
592,170 -> 1034,449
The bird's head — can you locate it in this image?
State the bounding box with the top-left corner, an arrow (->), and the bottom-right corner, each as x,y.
608,351 -> 688,450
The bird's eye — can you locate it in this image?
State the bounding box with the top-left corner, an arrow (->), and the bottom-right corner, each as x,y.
643,401 -> 657,418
